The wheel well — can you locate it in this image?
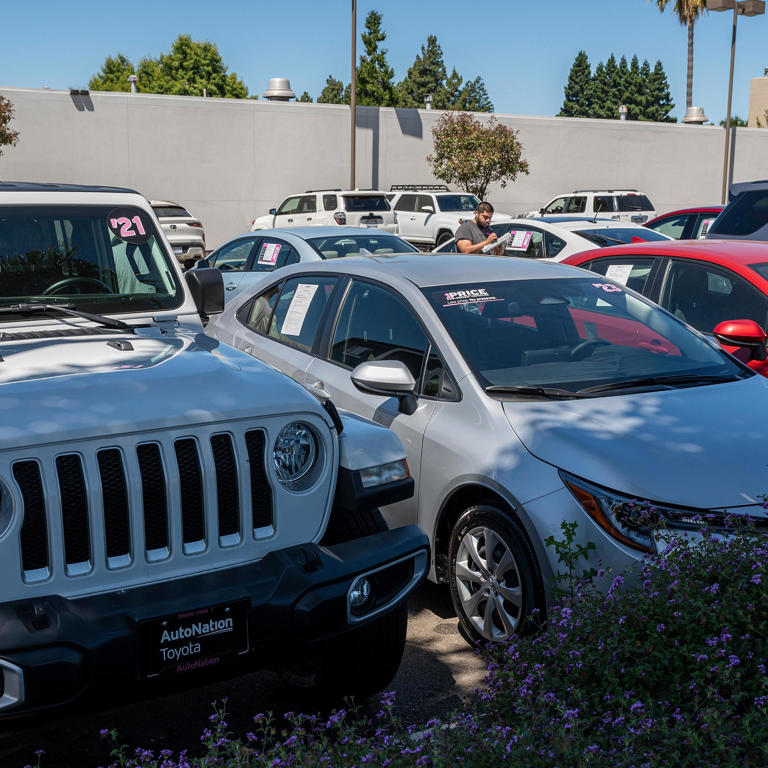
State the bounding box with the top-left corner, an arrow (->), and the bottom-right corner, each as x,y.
436,229 -> 453,243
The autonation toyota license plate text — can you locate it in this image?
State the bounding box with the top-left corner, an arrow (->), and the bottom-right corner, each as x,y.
141,600 -> 249,677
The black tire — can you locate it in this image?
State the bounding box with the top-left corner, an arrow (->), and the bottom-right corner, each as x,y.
320,506 -> 388,545
278,603 -> 408,700
436,231 -> 453,247
448,505 -> 542,644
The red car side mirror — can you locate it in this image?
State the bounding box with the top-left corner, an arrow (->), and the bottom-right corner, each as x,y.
713,319 -> 768,363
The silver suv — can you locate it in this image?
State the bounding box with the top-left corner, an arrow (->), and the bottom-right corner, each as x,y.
150,199 -> 206,269
250,189 -> 396,233
0,182 -> 428,718
528,189 -> 657,224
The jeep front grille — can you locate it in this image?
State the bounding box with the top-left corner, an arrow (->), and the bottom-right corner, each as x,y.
13,429 -> 273,582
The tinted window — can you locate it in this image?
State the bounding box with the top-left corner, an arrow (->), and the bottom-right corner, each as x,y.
708,190 -> 768,237
330,281 -> 429,381
565,196 -> 586,214
298,195 -> 317,214
616,195 -> 653,212
588,258 -> 656,295
394,194 -> 418,213
593,196 -> 614,214
240,282 -> 282,335
416,195 -> 435,212
210,239 -> 254,271
276,196 -> 301,215
576,227 -> 669,247
268,276 -> 339,351
250,238 -> 300,272
323,194 -> 338,211
152,206 -> 191,218
305,234 -> 418,257
660,260 -> 768,334
343,195 -> 390,212
544,232 -> 567,259
436,195 -> 480,212
647,214 -> 688,239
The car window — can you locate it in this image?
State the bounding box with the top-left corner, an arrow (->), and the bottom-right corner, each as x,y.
587,258 -> 656,295
250,238 -> 301,272
152,206 -> 191,218
576,227 -> 669,247
305,233 -> 418,257
276,197 -> 301,215
394,194 -> 418,213
543,197 -> 567,215
323,194 -> 338,211
593,196 -> 614,214
565,196 -> 586,214
647,214 -> 687,239
544,232 -> 567,259
436,195 -> 480,212
343,195 -> 390,212
239,282 -> 282,335
267,276 -> 340,351
708,190 -> 768,237
298,195 -> 317,214
330,280 -> 429,382
210,239 -> 254,271
660,260 -> 768,334
617,194 -> 653,212
416,195 -> 435,212
694,214 -> 718,239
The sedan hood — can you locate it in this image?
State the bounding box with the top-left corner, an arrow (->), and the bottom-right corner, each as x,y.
502,376 -> 768,509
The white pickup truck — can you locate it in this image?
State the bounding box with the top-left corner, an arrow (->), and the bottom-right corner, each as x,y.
0,182 -> 428,718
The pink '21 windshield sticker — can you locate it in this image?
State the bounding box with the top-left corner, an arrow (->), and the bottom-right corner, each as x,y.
442,287 -> 503,306
107,208 -> 152,244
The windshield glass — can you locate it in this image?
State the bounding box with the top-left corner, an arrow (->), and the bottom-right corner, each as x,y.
575,227 -> 669,247
708,190 -> 768,236
342,195 -> 390,212
306,233 -> 418,257
0,204 -> 183,321
423,277 -> 744,393
436,194 -> 480,212
616,194 -> 653,212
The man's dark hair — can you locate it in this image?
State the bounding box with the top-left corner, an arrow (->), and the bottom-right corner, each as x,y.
477,201 -> 494,214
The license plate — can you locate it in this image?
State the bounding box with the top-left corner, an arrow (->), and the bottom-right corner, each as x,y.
172,246 -> 183,254
140,600 -> 249,678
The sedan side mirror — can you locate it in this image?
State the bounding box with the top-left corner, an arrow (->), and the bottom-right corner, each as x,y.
269,208 -> 277,216
351,360 -> 417,415
713,319 -> 768,363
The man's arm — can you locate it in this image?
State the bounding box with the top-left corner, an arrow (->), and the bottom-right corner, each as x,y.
457,231 -> 498,254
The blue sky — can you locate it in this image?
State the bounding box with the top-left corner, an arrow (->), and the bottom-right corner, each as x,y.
2,0 -> 766,123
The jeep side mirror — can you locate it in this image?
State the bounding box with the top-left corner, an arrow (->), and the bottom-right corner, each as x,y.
351,360 -> 417,415
713,319 -> 768,363
269,208 -> 277,216
184,267 -> 225,318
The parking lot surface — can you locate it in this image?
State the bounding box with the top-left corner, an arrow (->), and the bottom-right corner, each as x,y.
0,583 -> 487,768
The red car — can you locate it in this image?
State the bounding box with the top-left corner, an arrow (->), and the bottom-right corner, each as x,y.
563,239 -> 768,376
644,206 -> 724,240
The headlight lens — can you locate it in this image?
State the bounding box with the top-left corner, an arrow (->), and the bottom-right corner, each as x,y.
273,422 -> 317,485
359,459 -> 410,488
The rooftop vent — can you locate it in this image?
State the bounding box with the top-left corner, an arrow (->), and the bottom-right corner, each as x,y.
263,78 -> 296,101
681,106 -> 709,125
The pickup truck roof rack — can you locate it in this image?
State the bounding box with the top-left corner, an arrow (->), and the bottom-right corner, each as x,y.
304,188 -> 343,193
390,184 -> 451,192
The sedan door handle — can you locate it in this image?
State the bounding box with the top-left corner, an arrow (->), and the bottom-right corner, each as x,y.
307,380 -> 330,399
225,283 -> 237,291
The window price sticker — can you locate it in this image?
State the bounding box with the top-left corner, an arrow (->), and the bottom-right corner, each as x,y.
258,243 -> 281,265
281,283 -> 319,336
505,231 -> 533,251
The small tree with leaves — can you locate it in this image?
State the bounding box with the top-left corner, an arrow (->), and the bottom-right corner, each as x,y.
427,112 -> 529,200
298,91 -> 313,103
318,75 -> 346,104
0,96 -> 20,157
89,53 -> 136,92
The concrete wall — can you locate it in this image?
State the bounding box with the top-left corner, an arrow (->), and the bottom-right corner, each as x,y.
2,86 -> 768,250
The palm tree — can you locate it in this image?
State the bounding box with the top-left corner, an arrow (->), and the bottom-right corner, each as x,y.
653,0 -> 708,110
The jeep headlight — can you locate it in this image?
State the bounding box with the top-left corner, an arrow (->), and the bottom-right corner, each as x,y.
273,422 -> 318,486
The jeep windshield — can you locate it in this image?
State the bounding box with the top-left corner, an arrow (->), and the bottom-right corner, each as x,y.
436,195 -> 480,212
0,205 -> 183,321
423,277 -> 747,395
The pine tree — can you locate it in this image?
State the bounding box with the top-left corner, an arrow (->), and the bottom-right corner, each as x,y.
645,60 -> 676,122
622,55 -> 645,120
601,54 -> 622,120
395,35 -> 447,109
455,76 -> 494,113
318,75 -> 346,104
89,53 -> 136,92
586,61 -> 609,119
298,91 -> 313,103
559,50 -> 591,117
356,11 -> 396,107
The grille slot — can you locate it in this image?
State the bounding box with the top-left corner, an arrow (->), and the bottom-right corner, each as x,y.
97,449 -> 131,561
211,434 -> 240,538
13,461 -> 49,574
175,439 -> 205,546
56,454 -> 91,569
245,430 -> 272,529
136,443 -> 169,553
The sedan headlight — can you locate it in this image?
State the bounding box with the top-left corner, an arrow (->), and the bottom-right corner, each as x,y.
359,459 -> 410,488
560,472 -> 761,554
273,422 -> 318,486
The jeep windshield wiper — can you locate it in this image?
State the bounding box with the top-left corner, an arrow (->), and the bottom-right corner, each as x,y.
578,374 -> 740,395
0,303 -> 131,330
485,384 -> 590,399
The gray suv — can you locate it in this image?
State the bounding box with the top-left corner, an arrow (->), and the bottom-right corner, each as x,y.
707,180 -> 768,241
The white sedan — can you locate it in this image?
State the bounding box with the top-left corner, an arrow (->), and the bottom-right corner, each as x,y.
435,217 -> 671,260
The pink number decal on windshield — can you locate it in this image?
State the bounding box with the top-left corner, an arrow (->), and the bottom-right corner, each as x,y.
117,217 -> 136,238
132,215 -> 146,235
592,282 -> 622,293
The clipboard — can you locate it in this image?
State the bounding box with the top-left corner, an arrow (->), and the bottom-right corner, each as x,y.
481,231 -> 511,253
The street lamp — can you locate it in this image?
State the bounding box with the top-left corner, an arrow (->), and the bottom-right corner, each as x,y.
707,0 -> 766,203
350,0 -> 356,190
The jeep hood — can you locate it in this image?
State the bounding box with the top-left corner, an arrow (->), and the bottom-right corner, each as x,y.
502,376 -> 768,510
0,333 -> 323,449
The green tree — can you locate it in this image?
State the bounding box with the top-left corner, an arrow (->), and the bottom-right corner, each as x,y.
318,75 -> 346,104
622,55 -> 646,120
559,50 -> 592,117
586,60 -> 612,119
427,112 -> 529,200
96,35 -> 248,97
719,115 -> 747,127
454,76 -> 494,112
88,53 -> 135,92
653,0 -> 707,111
395,34 -> 447,109
298,91 -> 313,103
645,60 -> 676,122
439,67 -> 464,109
0,95 -> 20,157
356,10 -> 395,107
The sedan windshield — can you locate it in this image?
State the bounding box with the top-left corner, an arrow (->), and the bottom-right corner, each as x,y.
0,205 -> 183,320
305,233 -> 418,257
423,277 -> 747,394
436,195 -> 480,212
575,227 -> 669,247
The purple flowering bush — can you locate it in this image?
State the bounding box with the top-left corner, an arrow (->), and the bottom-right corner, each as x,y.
59,524 -> 768,768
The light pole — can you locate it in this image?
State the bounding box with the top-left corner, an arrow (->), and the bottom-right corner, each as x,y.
350,0 -> 357,190
707,0 -> 765,204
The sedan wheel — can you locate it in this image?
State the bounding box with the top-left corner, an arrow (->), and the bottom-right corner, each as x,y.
449,505 -> 541,643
